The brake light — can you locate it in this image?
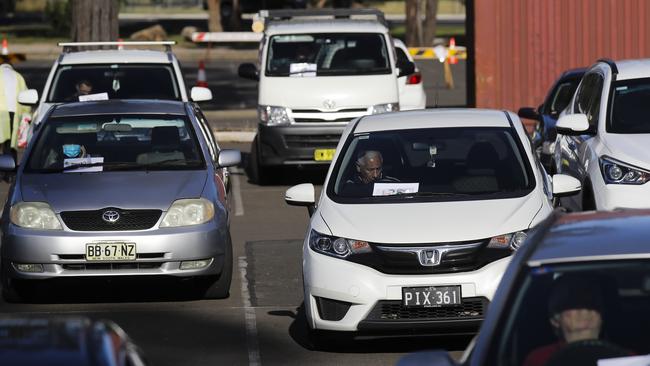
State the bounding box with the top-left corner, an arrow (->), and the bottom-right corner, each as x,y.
407,72 -> 422,85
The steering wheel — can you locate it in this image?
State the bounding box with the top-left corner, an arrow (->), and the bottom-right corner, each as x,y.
544,339 -> 630,366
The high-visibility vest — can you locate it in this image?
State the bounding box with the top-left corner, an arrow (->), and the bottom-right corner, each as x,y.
0,63 -> 30,147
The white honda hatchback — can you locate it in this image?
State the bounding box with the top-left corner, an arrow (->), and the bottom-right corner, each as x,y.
285,109 -> 581,343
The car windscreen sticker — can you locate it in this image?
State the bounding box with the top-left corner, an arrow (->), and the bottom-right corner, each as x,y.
289,63 -> 317,77
372,183 -> 419,196
78,92 -> 109,102
63,157 -> 104,173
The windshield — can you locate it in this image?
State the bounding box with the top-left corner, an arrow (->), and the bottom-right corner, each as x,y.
327,127 -> 535,203
47,64 -> 181,102
25,115 -> 205,173
265,33 -> 391,77
609,78 -> 650,133
494,260 -> 650,366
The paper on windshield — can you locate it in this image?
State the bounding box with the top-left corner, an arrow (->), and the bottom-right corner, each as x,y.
78,92 -> 109,102
289,63 -> 317,77
63,157 -> 104,173
598,355 -> 650,366
372,183 -> 419,196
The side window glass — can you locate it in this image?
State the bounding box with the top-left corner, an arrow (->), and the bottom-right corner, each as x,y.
549,81 -> 579,116
586,75 -> 605,129
195,109 -> 218,163
575,75 -> 594,114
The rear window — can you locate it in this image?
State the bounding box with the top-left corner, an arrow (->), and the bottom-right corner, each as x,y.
47,64 -> 181,102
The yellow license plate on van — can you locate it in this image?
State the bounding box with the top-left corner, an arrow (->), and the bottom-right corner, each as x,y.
314,149 -> 336,161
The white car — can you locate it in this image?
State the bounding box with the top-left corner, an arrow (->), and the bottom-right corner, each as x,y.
285,109 -> 580,344
394,38 -> 427,110
18,41 -> 212,125
555,58 -> 650,211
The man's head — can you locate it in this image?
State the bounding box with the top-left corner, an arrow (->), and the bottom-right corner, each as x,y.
76,80 -> 93,96
356,150 -> 383,184
548,274 -> 604,343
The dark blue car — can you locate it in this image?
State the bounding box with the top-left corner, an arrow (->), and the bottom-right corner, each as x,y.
518,68 -> 586,173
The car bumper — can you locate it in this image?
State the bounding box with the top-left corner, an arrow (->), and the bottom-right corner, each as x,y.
1,222 -> 229,280
592,177 -> 650,210
303,243 -> 509,333
257,123 -> 345,166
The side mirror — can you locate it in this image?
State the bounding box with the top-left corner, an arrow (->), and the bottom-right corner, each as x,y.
18,89 -> 38,106
238,63 -> 259,81
190,86 -> 213,102
285,183 -> 315,216
518,106 -> 539,120
217,149 -> 241,168
552,174 -> 582,197
0,154 -> 16,171
396,350 -> 459,366
397,60 -> 416,78
556,114 -> 590,135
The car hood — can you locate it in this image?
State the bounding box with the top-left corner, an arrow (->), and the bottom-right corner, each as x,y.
602,134 -> 650,170
318,192 -> 542,244
259,74 -> 398,109
19,171 -> 208,212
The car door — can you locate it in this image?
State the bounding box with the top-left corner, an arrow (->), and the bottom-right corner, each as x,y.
193,106 -> 230,205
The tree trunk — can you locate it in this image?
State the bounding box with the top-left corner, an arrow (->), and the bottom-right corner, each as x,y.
422,0 -> 438,46
70,0 -> 118,43
405,0 -> 420,47
206,0 -> 223,32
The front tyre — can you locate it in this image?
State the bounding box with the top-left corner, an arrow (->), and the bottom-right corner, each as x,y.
1,261 -> 24,303
200,235 -> 233,299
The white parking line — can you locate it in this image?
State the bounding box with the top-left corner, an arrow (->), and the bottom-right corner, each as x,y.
238,256 -> 261,366
230,167 -> 245,216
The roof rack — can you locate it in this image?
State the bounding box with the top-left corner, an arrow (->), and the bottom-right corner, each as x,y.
58,41 -> 176,53
258,8 -> 387,27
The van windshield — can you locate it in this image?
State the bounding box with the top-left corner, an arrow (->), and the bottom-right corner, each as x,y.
265,33 -> 391,77
25,115 -> 205,173
47,64 -> 181,102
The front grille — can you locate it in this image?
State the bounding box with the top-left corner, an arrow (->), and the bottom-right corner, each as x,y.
62,262 -> 163,271
284,134 -> 341,149
61,209 -> 162,231
365,297 -> 487,321
346,240 -> 511,275
293,117 -> 354,123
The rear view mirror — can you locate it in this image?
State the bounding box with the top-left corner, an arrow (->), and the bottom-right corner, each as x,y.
18,89 -> 38,106
190,86 -> 213,102
0,154 -> 16,171
102,123 -> 132,132
552,174 -> 581,197
285,183 -> 315,216
556,114 -> 590,135
218,149 -> 241,168
518,107 -> 539,120
238,63 -> 259,81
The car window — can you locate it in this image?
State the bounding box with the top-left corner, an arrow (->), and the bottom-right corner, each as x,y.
546,80 -> 580,116
265,33 -> 391,76
573,74 -> 596,115
194,108 -> 219,163
492,260 -> 650,366
586,74 -> 604,129
327,127 -> 535,203
25,114 -> 205,172
609,77 -> 650,133
395,46 -> 409,65
47,64 -> 181,102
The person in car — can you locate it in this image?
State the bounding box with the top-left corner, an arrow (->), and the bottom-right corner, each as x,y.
340,150 -> 399,196
67,79 -> 93,101
524,274 -> 626,366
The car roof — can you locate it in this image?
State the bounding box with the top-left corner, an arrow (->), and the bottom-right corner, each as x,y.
528,210 -> 650,266
59,49 -> 173,65
265,19 -> 388,35
602,58 -> 650,81
353,109 -> 512,134
559,67 -> 586,79
49,99 -> 187,118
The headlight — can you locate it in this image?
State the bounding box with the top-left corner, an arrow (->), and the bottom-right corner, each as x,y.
599,156 -> 650,185
160,198 -> 214,227
258,105 -> 291,126
369,103 -> 399,115
10,202 -> 62,230
487,230 -> 528,250
309,230 -> 372,259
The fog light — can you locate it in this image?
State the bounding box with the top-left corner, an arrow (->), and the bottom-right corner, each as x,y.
180,259 -> 212,270
14,263 -> 44,273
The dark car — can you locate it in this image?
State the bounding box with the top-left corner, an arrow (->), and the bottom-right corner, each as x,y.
518,68 -> 586,173
0,317 -> 147,366
397,209 -> 650,366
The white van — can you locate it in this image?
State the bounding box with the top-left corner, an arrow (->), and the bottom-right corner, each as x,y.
238,9 -> 414,183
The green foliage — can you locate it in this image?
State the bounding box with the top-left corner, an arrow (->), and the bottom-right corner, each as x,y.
44,0 -> 71,36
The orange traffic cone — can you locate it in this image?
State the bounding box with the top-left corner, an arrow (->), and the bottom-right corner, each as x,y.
117,38 -> 124,50
1,37 -> 8,56
196,60 -> 208,88
448,36 -> 458,65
